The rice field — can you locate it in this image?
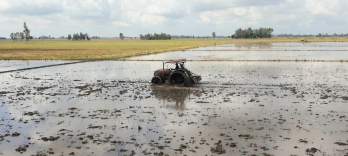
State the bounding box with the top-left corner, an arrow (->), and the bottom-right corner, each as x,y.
1,37 -> 348,60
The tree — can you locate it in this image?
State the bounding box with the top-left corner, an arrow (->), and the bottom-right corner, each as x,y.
10,33 -> 14,41
20,32 -> 25,41
246,28 -> 253,38
139,33 -> 171,40
23,22 -> 30,44
119,33 -> 124,40
80,32 -> 85,40
212,32 -> 216,38
68,34 -> 72,40
166,34 -> 171,40
14,32 -> 20,41
233,27 -> 273,39
139,34 -> 145,40
85,33 -> 90,40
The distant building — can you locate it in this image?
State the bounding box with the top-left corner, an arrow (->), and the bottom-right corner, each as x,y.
0,37 -> 6,40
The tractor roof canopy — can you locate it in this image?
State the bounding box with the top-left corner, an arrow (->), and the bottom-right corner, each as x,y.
166,59 -> 186,64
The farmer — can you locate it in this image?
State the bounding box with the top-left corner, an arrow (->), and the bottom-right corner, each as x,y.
175,63 -> 180,70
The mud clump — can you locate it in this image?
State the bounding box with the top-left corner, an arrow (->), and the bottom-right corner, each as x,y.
0,91 -> 14,94
36,86 -> 55,92
68,107 -> 78,110
88,125 -> 102,129
15,145 -> 29,153
238,134 -> 253,139
334,142 -> 348,146
305,147 -> 320,154
41,136 -> 60,141
23,111 -> 40,116
341,96 -> 348,101
299,139 -> 308,143
210,140 -> 226,154
12,132 -> 20,136
320,95 -> 329,99
230,143 -> 237,147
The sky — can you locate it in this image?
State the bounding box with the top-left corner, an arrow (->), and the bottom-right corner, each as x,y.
0,0 -> 347,38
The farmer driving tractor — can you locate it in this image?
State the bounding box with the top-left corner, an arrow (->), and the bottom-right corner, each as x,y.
151,58 -> 201,87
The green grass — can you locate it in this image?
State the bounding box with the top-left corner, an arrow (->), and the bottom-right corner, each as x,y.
1,37 -> 348,60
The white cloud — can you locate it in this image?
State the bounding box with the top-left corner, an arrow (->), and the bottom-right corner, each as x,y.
305,0 -> 335,15
200,13 -> 210,23
0,0 -> 11,11
297,19 -> 314,27
234,7 -> 248,16
248,7 -> 262,20
0,0 -> 347,37
112,21 -> 130,26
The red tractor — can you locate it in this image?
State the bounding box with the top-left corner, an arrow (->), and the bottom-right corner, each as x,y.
151,59 -> 201,87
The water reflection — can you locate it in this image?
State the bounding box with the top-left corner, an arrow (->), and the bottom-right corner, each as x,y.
128,42 -> 348,61
232,42 -> 273,50
150,86 -> 192,111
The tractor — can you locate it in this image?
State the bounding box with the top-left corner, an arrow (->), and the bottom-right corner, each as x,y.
151,59 -> 201,87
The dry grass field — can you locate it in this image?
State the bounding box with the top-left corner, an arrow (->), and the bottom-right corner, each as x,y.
0,37 -> 348,60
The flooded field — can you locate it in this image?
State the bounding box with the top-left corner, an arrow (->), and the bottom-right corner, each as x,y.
0,60 -> 74,72
128,42 -> 348,61
1,42 -> 348,156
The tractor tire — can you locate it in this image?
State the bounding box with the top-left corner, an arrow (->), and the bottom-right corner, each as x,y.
151,76 -> 162,85
169,71 -> 192,87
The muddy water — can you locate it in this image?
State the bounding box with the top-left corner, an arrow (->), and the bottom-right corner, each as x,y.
128,42 -> 348,61
1,60 -> 348,156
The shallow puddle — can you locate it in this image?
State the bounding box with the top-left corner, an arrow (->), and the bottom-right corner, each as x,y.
1,60 -> 348,155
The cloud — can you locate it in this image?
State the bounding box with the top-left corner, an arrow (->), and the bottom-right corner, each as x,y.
305,0 -> 335,15
112,21 -> 130,26
0,0 -> 64,15
234,7 -> 248,16
0,0 -> 11,11
64,0 -> 112,20
0,0 -> 348,37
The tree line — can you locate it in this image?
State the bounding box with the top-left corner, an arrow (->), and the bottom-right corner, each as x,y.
316,33 -> 348,37
10,22 -> 31,43
232,27 -> 273,39
68,32 -> 90,41
139,33 -> 171,40
10,32 -> 25,41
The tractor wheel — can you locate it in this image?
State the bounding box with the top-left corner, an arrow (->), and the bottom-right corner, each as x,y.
169,71 -> 192,87
151,76 -> 162,85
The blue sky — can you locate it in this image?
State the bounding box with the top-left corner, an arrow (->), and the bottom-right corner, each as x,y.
0,0 -> 347,37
